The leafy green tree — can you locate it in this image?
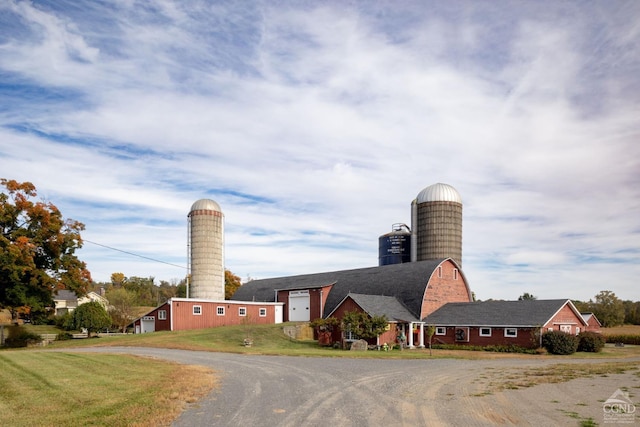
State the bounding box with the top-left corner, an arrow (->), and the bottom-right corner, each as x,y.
622,300 -> 640,325
518,292 -> 537,300
591,290 -> 625,327
106,287 -> 137,333
0,179 -> 91,322
341,310 -> 388,340
123,276 -> 156,306
225,269 -> 242,299
73,301 -> 111,337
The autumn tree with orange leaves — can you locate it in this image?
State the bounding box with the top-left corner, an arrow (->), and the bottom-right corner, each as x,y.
0,179 -> 92,323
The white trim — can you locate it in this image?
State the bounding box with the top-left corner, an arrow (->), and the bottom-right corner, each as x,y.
239,307 -> 247,316
193,305 -> 202,315
504,328 -> 517,337
435,326 -> 446,335
259,307 -> 267,317
216,306 -> 225,316
479,327 -> 491,337
158,310 -> 167,320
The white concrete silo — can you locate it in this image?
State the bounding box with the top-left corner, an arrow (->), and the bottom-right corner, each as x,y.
188,199 -> 224,300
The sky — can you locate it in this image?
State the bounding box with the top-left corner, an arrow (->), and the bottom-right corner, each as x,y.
1,0 -> 638,302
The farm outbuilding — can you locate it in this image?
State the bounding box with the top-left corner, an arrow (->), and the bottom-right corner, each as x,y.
132,298 -> 283,333
425,299 -> 589,349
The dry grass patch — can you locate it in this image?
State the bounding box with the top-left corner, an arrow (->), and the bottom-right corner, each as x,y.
485,362 -> 640,392
601,325 -> 640,336
0,351 -> 217,427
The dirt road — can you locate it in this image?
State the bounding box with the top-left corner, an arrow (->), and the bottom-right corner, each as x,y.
73,347 -> 640,426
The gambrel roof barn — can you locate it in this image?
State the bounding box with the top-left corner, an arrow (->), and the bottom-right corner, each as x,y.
232,258 -> 472,322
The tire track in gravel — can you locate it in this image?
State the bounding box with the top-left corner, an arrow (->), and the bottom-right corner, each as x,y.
64,347 -> 640,427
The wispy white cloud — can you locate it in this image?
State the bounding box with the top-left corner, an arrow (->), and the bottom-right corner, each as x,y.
0,0 -> 638,301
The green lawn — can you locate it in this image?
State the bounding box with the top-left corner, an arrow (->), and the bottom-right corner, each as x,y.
0,351 -> 215,427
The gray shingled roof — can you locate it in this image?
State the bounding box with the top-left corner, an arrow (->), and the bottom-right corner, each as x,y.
53,290 -> 77,301
334,293 -> 420,322
425,299 -> 584,326
231,259 -> 453,318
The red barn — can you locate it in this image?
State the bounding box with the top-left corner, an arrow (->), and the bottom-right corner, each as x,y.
581,312 -> 602,333
425,299 -> 590,349
327,293 -> 422,348
232,258 -> 471,324
132,298 -> 283,333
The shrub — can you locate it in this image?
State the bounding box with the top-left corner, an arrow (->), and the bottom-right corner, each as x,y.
57,332 -> 73,341
3,325 -> 42,348
54,312 -> 75,330
578,331 -> 606,352
542,330 -> 579,355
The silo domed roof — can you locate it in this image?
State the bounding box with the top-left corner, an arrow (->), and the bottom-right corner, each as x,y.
416,183 -> 462,204
190,198 -> 221,212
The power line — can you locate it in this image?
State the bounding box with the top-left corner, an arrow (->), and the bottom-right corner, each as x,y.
83,239 -> 187,270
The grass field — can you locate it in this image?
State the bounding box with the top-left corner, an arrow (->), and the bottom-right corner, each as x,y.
0,351 -> 215,427
600,324 -> 640,335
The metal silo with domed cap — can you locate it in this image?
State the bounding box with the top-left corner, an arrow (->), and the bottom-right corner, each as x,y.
188,199 -> 224,300
411,183 -> 463,266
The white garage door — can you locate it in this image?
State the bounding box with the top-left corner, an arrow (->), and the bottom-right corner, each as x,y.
141,316 -> 155,333
289,290 -> 310,322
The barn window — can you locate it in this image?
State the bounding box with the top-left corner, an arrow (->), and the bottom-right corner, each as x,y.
216,306 -> 225,316
193,305 -> 202,315
158,310 -> 167,320
453,269 -> 458,280
239,307 -> 247,316
435,327 -> 446,335
437,266 -> 442,278
504,328 -> 517,337
480,327 -> 491,337
259,308 -> 267,317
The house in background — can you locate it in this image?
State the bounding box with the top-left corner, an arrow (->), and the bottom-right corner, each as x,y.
425,299 -> 589,349
53,290 -> 109,316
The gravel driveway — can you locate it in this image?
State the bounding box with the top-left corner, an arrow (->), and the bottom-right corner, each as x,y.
73,347 -> 640,426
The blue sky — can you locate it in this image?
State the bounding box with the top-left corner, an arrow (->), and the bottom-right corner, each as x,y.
1,0 -> 638,301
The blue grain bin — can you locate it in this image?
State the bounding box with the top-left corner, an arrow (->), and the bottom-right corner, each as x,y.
378,224 -> 412,266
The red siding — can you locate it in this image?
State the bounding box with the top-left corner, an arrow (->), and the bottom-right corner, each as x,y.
172,300 -> 278,331
432,326 -> 540,348
543,304 -> 587,335
421,260 -> 471,318
134,299 -> 283,333
583,316 -> 602,333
